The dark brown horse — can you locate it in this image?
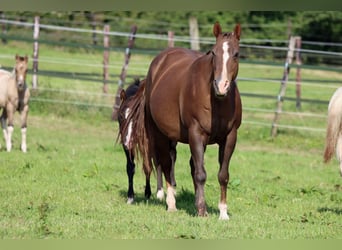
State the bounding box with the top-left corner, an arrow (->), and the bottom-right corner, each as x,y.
125,22 -> 241,219
117,78 -> 176,204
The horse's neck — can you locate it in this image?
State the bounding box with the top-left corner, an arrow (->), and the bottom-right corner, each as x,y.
193,53 -> 215,83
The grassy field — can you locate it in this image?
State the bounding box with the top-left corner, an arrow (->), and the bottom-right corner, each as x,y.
0,40 -> 342,239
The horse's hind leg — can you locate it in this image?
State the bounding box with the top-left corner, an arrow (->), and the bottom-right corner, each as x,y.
155,136 -> 177,211
170,141 -> 177,187
156,141 -> 177,201
143,162 -> 152,200
156,164 -> 164,200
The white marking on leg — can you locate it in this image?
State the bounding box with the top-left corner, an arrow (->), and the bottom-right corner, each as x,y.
218,202 -> 229,220
127,197 -> 134,204
21,127 -> 27,153
218,41 -> 230,94
156,188 -> 164,201
6,126 -> 13,152
166,186 -> 177,212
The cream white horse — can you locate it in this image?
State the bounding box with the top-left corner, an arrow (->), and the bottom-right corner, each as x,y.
0,55 -> 30,152
324,87 -> 342,176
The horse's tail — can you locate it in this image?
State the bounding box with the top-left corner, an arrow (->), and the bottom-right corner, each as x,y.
121,79 -> 153,174
324,88 -> 342,163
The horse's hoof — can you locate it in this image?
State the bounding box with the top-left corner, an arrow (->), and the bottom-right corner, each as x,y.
219,213 -> 230,220
156,189 -> 164,200
198,208 -> 208,217
167,207 -> 177,212
127,197 -> 134,204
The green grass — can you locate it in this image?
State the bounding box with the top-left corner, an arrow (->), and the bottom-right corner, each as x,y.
0,40 -> 342,239
1,114 -> 341,239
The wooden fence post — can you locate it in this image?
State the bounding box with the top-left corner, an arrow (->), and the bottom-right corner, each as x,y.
32,16 -> 40,89
295,37 -> 302,109
168,31 -> 174,48
1,12 -> 7,44
103,24 -> 110,93
112,25 -> 137,121
189,16 -> 200,51
271,36 -> 296,137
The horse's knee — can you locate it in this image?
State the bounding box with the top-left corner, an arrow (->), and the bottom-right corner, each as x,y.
218,171 -> 229,186
195,169 -> 207,185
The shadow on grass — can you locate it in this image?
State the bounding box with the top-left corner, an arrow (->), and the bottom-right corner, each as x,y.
317,207 -> 342,215
118,187 -> 218,217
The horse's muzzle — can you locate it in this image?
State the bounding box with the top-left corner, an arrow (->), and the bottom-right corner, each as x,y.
213,79 -> 230,97
17,81 -> 25,90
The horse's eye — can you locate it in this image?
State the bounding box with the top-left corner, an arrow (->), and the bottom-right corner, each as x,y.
233,52 -> 239,59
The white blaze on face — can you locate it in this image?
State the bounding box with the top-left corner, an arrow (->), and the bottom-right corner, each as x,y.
218,41 -> 230,94
124,108 -> 133,148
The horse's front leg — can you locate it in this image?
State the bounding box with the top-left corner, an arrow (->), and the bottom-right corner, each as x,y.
189,125 -> 208,217
5,104 -> 16,152
124,147 -> 135,204
217,127 -> 237,220
0,110 -> 8,149
20,104 -> 29,153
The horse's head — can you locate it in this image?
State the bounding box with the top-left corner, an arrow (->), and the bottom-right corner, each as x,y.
210,22 -> 240,97
14,54 -> 28,91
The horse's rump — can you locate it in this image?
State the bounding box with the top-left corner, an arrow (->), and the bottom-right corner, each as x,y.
324,87 -> 342,163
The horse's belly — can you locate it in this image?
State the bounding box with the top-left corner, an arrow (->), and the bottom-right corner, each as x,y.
150,99 -> 181,140
149,83 -> 183,140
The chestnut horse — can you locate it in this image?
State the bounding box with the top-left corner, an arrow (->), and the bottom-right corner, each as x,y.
0,55 -> 30,152
125,22 -> 241,219
324,87 -> 342,176
117,78 -> 176,204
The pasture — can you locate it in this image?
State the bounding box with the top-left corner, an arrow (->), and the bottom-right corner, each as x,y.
0,40 -> 342,239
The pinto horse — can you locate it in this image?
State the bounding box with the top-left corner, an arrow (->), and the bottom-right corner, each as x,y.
324,87 -> 342,176
117,78 -> 176,204
0,55 -> 30,152
125,22 -> 241,219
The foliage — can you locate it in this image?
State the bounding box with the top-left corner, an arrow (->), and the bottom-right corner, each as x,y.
1,11 -> 341,65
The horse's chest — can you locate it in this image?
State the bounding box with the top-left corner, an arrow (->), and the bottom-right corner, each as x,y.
198,105 -> 235,142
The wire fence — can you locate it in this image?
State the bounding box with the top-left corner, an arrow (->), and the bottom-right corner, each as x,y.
0,16 -> 341,136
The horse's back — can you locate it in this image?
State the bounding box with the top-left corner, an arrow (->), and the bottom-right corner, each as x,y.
148,48 -> 202,87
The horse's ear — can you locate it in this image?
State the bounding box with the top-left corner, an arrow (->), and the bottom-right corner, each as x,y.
15,54 -> 19,61
24,55 -> 28,62
120,89 -> 127,102
234,24 -> 241,40
213,22 -> 222,38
